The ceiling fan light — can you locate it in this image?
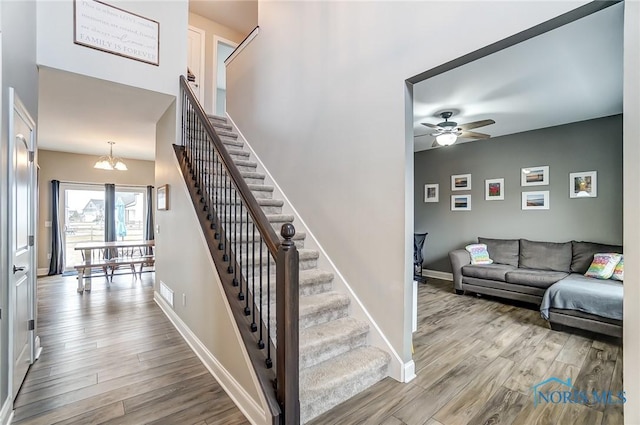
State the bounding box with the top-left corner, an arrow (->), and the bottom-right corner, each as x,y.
436,133 -> 457,146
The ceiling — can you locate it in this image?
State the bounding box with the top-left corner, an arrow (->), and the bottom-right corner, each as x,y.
38,67 -> 175,161
189,0 -> 258,35
413,2 -> 623,152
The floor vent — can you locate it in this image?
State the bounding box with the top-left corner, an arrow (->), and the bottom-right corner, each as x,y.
160,281 -> 174,307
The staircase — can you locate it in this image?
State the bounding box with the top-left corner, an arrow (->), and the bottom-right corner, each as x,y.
206,114 -> 390,423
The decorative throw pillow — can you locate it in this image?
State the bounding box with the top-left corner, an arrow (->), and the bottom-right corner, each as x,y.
585,253 -> 623,280
611,256 -> 624,281
465,243 -> 493,265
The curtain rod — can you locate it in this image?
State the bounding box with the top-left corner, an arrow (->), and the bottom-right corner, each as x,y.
54,180 -> 153,188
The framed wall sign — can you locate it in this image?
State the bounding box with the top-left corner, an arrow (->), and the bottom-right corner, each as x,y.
74,0 -> 160,66
157,185 -> 168,210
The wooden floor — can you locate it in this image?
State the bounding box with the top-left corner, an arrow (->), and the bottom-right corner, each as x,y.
13,273 -> 249,425
309,278 -> 623,425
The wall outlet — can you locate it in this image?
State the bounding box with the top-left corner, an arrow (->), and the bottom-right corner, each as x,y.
47,253 -> 52,259
182,293 -> 186,307
44,221 -> 52,228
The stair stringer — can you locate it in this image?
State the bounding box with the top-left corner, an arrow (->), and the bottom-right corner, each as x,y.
225,113 -> 413,384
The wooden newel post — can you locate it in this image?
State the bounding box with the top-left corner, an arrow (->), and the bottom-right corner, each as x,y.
276,223 -> 300,425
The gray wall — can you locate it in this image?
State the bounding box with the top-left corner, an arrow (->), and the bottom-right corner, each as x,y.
414,114 -> 623,273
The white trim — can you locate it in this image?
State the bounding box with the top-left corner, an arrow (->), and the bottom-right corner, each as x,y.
224,27 -> 259,67
188,25 -> 206,106
403,360 -> 416,383
212,35 -> 239,116
36,268 -> 48,277
155,293 -> 267,425
226,113 -> 408,382
0,397 -> 13,425
422,269 -> 453,281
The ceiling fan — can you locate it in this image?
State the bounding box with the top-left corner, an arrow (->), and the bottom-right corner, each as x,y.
420,111 -> 495,147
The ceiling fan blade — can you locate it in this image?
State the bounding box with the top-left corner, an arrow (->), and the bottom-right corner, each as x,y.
460,130 -> 491,139
421,123 -> 439,129
458,119 -> 495,131
432,140 -> 440,148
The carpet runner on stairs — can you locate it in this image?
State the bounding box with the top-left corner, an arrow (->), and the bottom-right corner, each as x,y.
201,115 -> 391,423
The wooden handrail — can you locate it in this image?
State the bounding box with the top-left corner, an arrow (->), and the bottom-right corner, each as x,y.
179,75 -> 281,256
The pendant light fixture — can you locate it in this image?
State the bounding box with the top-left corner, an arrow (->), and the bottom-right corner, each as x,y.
94,141 -> 128,171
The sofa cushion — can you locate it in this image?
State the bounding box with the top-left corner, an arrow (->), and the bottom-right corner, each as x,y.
519,239 -> 572,272
462,264 -> 516,282
571,241 -> 623,274
505,269 -> 569,289
478,237 -> 519,267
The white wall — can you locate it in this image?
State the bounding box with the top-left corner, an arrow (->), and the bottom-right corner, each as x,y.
623,1 -> 640,423
154,104 -> 267,423
1,0 -> 38,418
226,0 -> 588,367
37,0 -> 188,96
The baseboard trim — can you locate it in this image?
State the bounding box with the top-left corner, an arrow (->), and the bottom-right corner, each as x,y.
403,360 -> 416,383
422,269 -> 453,281
154,292 -> 266,425
36,268 -> 48,277
0,396 -> 13,425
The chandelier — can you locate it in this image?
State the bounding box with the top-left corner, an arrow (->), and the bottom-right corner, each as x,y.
94,141 -> 128,171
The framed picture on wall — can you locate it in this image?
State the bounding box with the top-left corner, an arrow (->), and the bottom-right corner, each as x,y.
522,191 -> 549,210
569,171 -> 597,198
451,174 -> 471,191
485,178 -> 505,201
157,185 -> 169,210
424,184 -> 439,203
521,165 -> 549,186
451,195 -> 471,211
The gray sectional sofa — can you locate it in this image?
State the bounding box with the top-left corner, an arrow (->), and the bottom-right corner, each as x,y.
449,238 -> 623,338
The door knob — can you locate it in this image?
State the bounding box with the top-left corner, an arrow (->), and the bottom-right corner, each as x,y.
13,265 -> 25,274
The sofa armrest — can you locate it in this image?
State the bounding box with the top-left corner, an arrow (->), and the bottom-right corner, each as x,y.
449,249 -> 471,291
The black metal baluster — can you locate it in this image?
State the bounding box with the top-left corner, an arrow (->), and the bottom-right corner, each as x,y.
237,200 -> 242,289
266,255 -> 272,368
222,170 -> 229,261
244,205 -> 250,316
251,222 -> 257,332
258,238 -> 264,349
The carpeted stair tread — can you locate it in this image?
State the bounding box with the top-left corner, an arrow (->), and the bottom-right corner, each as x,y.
257,269 -> 333,299
216,130 -> 237,139
234,159 -> 258,169
207,114 -> 228,123
227,149 -> 250,158
298,291 -> 350,328
300,347 -> 390,422
299,317 -> 369,369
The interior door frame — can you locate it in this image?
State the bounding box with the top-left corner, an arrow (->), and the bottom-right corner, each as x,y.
212,35 -> 238,117
7,87 -> 38,400
188,25 -> 206,105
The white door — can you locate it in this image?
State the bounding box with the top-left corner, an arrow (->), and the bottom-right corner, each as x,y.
213,37 -> 238,116
9,88 -> 36,398
187,26 -> 205,104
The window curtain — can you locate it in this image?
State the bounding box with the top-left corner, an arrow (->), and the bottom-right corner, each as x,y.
104,184 -> 116,258
48,180 -> 64,275
144,185 -> 154,254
